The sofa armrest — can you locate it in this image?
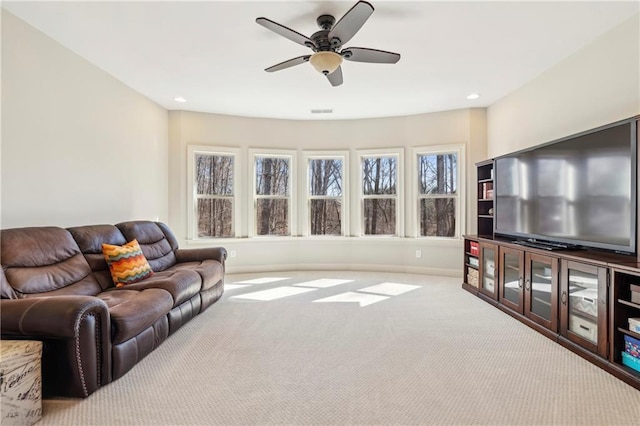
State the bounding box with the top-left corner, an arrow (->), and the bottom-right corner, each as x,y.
175,247 -> 227,265
1,296 -> 112,398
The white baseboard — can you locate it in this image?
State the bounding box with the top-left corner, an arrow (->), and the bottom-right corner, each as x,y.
225,263 -> 462,278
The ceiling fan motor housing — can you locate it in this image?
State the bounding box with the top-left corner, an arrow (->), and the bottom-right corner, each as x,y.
316,14 -> 335,30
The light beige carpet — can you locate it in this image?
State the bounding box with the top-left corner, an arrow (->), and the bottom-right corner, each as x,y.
40,271 -> 640,425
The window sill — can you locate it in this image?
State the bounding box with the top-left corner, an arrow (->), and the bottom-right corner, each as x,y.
185,235 -> 463,247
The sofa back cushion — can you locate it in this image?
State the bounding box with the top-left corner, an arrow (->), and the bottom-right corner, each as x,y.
115,221 -> 178,272
0,227 -> 101,298
67,224 -> 128,290
1,268 -> 17,299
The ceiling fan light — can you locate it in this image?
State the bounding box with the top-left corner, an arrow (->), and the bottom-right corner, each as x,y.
309,51 -> 343,75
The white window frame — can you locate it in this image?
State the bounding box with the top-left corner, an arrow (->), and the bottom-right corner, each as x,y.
187,145 -> 241,240
301,151 -> 349,237
249,148 -> 297,237
411,144 -> 465,239
355,148 -> 404,237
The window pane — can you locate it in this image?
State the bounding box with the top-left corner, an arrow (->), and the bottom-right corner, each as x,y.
256,199 -> 289,236
197,199 -> 233,237
420,198 -> 456,237
363,198 -> 396,235
418,154 -> 457,195
309,159 -> 342,196
195,154 -> 233,196
362,157 -> 397,195
310,199 -> 342,235
256,157 -> 289,196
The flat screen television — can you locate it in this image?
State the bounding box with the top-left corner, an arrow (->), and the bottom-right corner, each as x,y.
494,116 -> 638,254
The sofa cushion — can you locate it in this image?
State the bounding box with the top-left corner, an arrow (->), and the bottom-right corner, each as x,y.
110,269 -> 202,308
68,224 -> 128,290
98,288 -> 173,344
172,260 -> 224,291
68,224 -> 127,271
102,240 -> 154,287
0,227 -> 101,297
116,221 -> 178,272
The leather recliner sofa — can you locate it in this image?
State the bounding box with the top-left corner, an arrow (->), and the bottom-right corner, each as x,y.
0,220 -> 226,398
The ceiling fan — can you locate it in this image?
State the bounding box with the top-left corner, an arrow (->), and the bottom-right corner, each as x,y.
256,0 -> 401,87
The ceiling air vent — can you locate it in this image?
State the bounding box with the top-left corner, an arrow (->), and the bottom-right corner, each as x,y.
310,109 -> 334,114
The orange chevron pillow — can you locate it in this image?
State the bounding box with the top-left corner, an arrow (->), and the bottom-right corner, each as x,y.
102,239 -> 154,287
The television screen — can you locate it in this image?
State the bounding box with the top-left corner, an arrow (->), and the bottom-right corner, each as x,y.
494,118 -> 637,254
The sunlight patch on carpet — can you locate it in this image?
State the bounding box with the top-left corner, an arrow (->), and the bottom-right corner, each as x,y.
313,292 -> 389,307
358,283 -> 421,296
231,286 -> 316,301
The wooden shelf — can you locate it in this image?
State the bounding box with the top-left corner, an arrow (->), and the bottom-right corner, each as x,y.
618,299 -> 640,310
617,327 -> 640,341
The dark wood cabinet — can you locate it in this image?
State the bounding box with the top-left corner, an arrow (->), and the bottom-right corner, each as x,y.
559,260 -> 608,358
476,160 -> 494,238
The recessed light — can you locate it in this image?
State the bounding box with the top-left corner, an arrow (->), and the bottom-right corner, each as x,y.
466,93 -> 480,100
174,97 -> 187,103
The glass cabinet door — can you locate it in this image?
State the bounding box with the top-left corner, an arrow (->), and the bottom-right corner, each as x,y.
567,268 -> 599,345
499,247 -> 524,313
479,243 -> 498,300
525,254 -> 558,332
560,260 -> 608,357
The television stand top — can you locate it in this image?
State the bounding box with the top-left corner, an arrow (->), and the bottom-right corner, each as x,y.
512,239 -> 579,251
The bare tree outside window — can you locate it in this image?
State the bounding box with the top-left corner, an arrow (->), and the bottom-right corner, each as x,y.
418,153 -> 457,237
255,157 -> 290,236
195,154 -> 234,238
309,159 -> 343,235
362,156 -> 397,235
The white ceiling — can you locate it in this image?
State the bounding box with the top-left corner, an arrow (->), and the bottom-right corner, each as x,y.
3,1 -> 639,120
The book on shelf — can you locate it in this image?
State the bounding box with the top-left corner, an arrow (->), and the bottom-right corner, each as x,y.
481,182 -> 493,199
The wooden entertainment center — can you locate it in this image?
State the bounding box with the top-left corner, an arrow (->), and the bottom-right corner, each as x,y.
464,158 -> 640,391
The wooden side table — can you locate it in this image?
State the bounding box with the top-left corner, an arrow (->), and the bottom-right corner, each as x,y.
0,340 -> 43,425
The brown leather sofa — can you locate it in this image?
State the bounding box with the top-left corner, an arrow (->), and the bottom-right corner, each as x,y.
0,220 -> 226,398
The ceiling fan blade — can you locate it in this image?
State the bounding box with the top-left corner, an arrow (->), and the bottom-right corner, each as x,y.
342,47 -> 401,64
326,66 -> 343,87
265,55 -> 311,72
256,17 -> 315,49
328,1 -> 374,46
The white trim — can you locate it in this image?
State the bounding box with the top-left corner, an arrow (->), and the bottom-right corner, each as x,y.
301,150 -> 350,237
411,144 -> 466,239
248,148 -> 297,237
226,263 -> 462,277
356,148 -> 404,237
187,145 -> 241,240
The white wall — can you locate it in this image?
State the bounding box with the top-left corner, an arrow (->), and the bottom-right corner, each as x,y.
1,11 -> 169,228
488,13 -> 640,156
169,108 -> 487,275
